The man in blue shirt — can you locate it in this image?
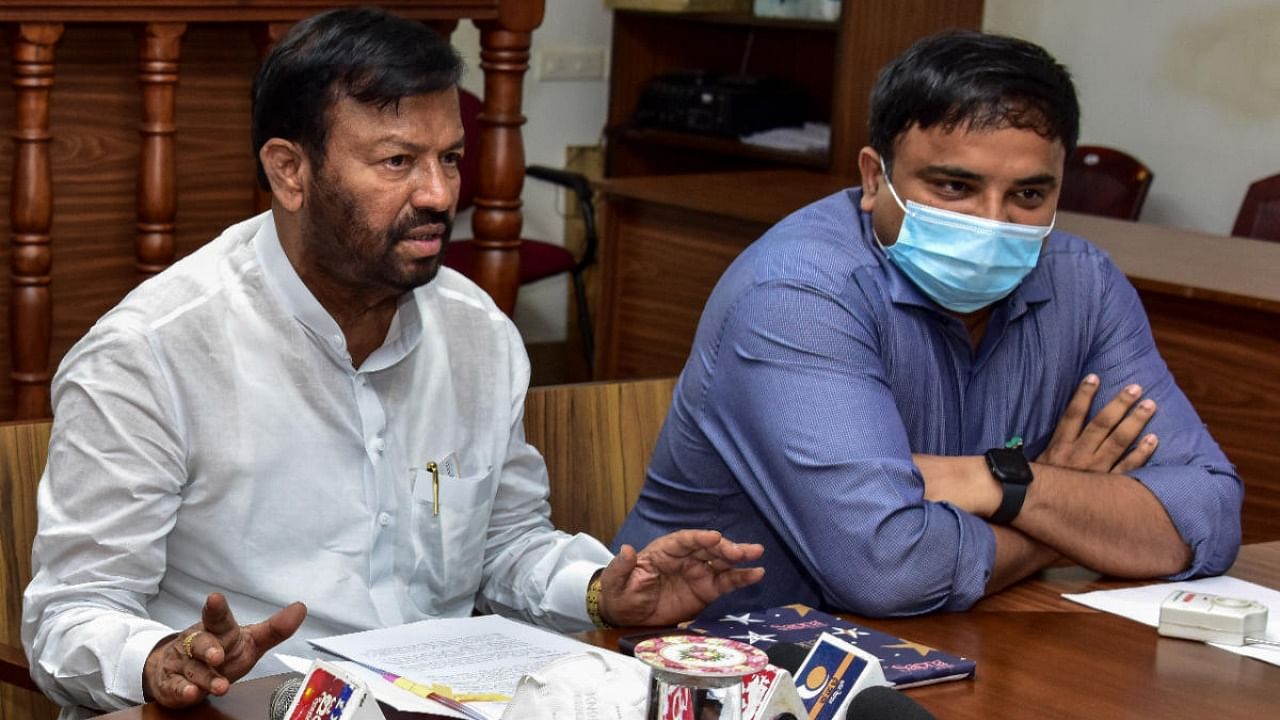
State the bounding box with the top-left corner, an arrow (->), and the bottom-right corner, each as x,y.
613,31 -> 1241,616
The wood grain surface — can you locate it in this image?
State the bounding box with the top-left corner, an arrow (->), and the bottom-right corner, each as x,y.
523,377 -> 676,544
97,543 -> 1280,720
0,420 -> 56,720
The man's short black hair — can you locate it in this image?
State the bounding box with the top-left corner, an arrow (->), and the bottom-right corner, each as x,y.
251,7 -> 464,190
868,30 -> 1079,170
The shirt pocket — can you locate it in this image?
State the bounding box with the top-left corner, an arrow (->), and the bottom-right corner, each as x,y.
407,459 -> 494,614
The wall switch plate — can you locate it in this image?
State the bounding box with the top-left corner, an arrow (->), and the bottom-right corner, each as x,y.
538,46 -> 606,81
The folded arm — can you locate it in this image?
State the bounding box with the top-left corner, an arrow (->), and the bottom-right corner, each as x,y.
922,262 -> 1241,582
696,281 -> 998,616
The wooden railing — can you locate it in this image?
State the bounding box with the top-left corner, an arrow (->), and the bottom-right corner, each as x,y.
1,1 -> 544,419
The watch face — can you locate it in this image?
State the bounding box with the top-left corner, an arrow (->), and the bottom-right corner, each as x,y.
988,448 -> 1033,485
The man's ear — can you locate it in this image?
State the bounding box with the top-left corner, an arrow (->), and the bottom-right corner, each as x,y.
259,139 -> 309,213
857,147 -> 884,213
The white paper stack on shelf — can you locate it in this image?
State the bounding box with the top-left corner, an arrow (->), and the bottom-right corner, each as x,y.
740,122 -> 830,154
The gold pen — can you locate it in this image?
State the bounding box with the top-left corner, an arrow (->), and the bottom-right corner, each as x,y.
426,461 -> 440,516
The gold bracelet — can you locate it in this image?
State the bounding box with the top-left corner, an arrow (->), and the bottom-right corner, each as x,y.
586,573 -> 611,629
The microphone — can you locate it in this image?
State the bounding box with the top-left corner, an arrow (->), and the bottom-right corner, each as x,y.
764,642 -> 809,673
844,685 -> 937,720
271,661 -> 386,720
268,676 -> 303,720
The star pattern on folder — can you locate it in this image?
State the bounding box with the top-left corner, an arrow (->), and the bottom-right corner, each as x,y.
883,640 -> 935,657
830,626 -> 871,641
731,631 -> 778,645
687,604 -> 975,687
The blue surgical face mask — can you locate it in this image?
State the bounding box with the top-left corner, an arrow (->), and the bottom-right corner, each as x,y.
876,159 -> 1054,314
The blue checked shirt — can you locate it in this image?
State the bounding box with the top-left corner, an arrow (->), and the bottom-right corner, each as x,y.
613,188 -> 1242,617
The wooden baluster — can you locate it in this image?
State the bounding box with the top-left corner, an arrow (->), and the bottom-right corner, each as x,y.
251,22 -> 293,215
8,23 -> 63,420
136,22 -> 186,277
473,6 -> 542,315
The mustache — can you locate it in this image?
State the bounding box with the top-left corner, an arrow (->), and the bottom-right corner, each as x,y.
390,210 -> 452,240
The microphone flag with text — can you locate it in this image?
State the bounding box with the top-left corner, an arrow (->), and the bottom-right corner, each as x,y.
793,632 -> 888,720
273,660 -> 386,720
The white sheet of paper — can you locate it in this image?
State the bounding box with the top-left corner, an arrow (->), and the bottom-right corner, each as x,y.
1062,575 -> 1280,666
306,615 -> 603,710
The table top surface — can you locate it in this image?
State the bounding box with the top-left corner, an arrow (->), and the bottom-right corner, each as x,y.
100,541 -> 1280,720
598,169 -> 1280,313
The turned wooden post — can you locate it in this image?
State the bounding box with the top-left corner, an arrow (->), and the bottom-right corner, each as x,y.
472,5 -> 542,315
8,23 -> 63,420
136,22 -> 186,277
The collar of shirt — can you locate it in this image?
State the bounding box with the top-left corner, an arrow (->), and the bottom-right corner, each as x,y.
251,212 -> 424,372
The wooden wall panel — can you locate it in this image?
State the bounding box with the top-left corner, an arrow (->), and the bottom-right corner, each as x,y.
1141,294 -> 1280,545
0,24 -> 261,419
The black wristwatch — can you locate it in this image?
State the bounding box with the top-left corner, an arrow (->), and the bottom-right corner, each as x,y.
986,447 -> 1034,525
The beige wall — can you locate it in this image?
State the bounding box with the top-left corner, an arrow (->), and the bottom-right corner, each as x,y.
984,0 -> 1280,234
485,1 -> 1280,342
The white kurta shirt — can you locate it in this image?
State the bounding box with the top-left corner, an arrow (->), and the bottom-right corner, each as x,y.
22,213 -> 611,715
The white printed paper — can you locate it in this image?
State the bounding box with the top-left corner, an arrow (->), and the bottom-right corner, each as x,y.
1063,575 -> 1280,666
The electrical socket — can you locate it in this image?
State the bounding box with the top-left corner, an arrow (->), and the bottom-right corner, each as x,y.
538,46 -> 606,81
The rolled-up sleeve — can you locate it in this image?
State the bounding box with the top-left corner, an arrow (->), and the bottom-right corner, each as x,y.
1085,260 -> 1242,578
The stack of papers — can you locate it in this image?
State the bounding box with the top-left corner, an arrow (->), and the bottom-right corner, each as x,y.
1063,575 -> 1280,666
740,122 -> 830,154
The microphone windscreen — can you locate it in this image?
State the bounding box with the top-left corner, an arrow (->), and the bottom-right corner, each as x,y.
764,642 -> 809,673
845,685 -> 936,720
268,676 -> 303,720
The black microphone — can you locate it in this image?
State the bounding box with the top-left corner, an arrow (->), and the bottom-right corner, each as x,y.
764,642 -> 809,673
268,676 -> 303,720
844,685 -> 937,720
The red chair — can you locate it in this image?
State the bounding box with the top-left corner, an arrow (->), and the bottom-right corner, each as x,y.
1058,145 -> 1153,221
445,90 -> 599,372
1232,173 -> 1280,242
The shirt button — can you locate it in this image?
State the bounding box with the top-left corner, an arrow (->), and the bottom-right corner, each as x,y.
377,512 -> 391,527
370,437 -> 385,453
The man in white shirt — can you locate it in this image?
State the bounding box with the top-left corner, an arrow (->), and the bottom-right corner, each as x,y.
21,8 -> 764,717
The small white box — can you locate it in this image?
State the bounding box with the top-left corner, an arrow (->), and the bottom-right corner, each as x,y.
753,0 -> 839,21
1157,590 -> 1268,646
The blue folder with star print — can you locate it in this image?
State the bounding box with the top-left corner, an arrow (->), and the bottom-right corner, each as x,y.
684,604 -> 975,688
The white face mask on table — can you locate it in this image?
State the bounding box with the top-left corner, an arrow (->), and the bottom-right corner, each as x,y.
501,650 -> 650,720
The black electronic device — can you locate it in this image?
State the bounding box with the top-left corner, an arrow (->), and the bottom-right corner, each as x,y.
632,71 -> 811,138
986,447 -> 1034,525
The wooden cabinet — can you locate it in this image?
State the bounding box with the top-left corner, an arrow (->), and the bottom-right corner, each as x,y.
604,1 -> 985,178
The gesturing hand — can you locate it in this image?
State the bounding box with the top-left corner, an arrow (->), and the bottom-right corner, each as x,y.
1038,374 -> 1158,473
143,592 -> 307,708
598,529 -> 764,627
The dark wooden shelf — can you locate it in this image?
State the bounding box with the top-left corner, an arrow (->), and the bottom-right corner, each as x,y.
604,1 -> 985,177
613,126 -> 829,169
615,9 -> 839,32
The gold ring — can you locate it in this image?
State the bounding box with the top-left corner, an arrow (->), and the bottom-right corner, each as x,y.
181,631 -> 200,659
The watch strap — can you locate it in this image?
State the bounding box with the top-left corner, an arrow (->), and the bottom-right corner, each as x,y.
990,480 -> 1029,525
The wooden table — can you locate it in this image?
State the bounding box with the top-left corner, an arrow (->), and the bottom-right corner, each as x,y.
595,169 -> 1280,543
100,542 -> 1280,720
